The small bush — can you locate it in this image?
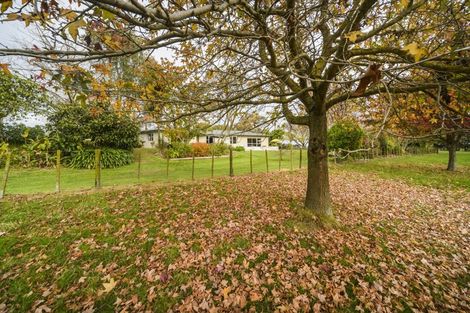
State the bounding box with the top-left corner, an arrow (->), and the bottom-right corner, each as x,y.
165,142 -> 193,159
328,120 -> 364,151
67,148 -> 134,169
233,146 -> 245,152
191,143 -> 211,157
210,143 -> 229,156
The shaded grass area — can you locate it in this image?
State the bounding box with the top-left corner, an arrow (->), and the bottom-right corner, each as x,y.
332,151 -> 470,190
0,171 -> 468,312
3,149 -> 304,195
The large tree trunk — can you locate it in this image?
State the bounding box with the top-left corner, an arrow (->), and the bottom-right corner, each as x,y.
446,133 -> 459,171
305,111 -> 332,216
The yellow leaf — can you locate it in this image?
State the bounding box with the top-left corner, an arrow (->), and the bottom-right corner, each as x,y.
98,278 -> 116,296
344,31 -> 363,43
0,63 -> 11,75
68,19 -> 86,41
430,118 -> 438,124
403,42 -> 427,62
63,10 -> 78,22
400,0 -> 410,8
222,287 -> 231,300
102,9 -> 115,21
1,1 -> 12,13
6,13 -> 18,20
92,63 -> 111,76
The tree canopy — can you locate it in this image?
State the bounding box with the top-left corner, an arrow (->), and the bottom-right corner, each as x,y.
0,71 -> 48,124
47,102 -> 141,154
1,0 -> 468,216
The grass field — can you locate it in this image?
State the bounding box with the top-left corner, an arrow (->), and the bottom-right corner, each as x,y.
3,149 -> 305,195
0,167 -> 468,312
2,149 -> 469,195
334,151 -> 470,190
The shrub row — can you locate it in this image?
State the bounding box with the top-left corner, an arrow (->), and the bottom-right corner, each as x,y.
164,142 -> 232,158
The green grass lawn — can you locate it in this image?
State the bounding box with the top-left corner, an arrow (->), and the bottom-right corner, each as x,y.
0,168 -> 468,312
3,149 -> 305,195
333,151 -> 470,190
2,149 -> 469,195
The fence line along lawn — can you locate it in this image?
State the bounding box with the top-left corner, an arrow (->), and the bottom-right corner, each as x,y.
334,151 -> 470,190
3,149 -> 305,195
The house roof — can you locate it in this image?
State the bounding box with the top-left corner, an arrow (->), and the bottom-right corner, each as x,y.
140,129 -> 269,137
204,130 -> 269,137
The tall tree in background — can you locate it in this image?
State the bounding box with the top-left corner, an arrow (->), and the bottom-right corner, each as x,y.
0,71 -> 48,126
1,0 -> 469,218
378,89 -> 469,171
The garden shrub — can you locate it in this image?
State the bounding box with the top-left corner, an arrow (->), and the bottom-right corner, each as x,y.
233,146 -> 245,152
164,142 -> 193,159
191,143 -> 211,157
67,148 -> 134,169
210,143 -> 229,156
328,120 -> 365,151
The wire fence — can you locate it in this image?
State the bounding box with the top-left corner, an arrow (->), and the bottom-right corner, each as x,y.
0,146 -> 438,197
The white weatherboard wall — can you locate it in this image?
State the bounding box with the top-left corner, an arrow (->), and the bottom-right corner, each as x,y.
189,135 -> 273,150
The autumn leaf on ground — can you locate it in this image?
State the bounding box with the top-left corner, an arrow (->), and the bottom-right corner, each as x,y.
97,278 -> 117,296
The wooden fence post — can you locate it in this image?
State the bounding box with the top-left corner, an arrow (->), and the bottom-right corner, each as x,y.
166,156 -> 170,181
290,146 -> 293,171
55,150 -> 61,193
191,154 -> 195,181
0,152 -> 11,199
137,150 -> 142,182
278,148 -> 281,170
299,148 -> 303,169
229,147 -> 234,177
249,150 -> 253,174
265,149 -> 269,173
95,149 -> 101,188
211,150 -> 215,178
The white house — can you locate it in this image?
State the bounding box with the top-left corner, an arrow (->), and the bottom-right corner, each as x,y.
189,130 -> 273,150
140,125 -> 274,150
139,122 -> 165,148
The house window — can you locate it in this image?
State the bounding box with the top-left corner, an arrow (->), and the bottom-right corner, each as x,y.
247,138 -> 261,147
148,133 -> 154,141
206,136 -> 214,144
230,136 -> 237,144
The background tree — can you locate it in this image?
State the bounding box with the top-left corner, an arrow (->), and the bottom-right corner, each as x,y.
269,128 -> 286,146
1,0 -> 469,218
0,71 -> 49,127
377,89 -> 469,171
328,120 -> 365,153
286,124 -> 309,148
0,124 -> 45,146
47,102 -> 141,154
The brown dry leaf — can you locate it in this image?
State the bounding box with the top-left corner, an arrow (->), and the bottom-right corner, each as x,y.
97,278 -> 116,296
